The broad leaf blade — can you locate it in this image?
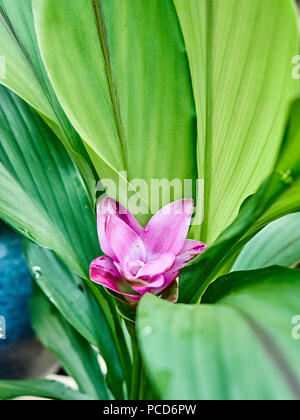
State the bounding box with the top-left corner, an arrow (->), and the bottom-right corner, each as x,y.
30,285 -> 109,400
174,0 -> 298,243
0,85 -> 98,278
0,86 -> 127,398
24,241 -> 105,347
179,99 -> 300,303
233,213 -> 300,271
0,0 -> 92,169
33,0 -> 197,220
0,380 -> 94,400
24,241 -> 130,400
138,267 -> 300,400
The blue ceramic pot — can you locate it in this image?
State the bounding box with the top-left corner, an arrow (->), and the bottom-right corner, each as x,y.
0,222 -> 57,379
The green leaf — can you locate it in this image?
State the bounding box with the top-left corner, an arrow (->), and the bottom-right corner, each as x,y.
24,241 -> 131,400
0,380 -> 94,400
0,0 -> 94,182
0,85 -> 98,279
0,86 -> 128,398
179,99 -> 300,303
173,0 -> 299,243
138,267 -> 300,400
33,0 -> 197,221
233,213 -> 300,271
23,241 -> 104,347
30,285 -> 109,400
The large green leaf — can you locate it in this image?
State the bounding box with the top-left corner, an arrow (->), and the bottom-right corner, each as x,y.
0,0 -> 94,185
179,99 -> 300,303
0,86 -> 127,398
33,0 -> 197,221
24,241 -> 131,399
174,0 -> 298,243
0,380 -> 94,400
0,85 -> 98,278
138,267 -> 300,400
30,285 -> 109,400
233,213 -> 300,271
24,241 -> 107,348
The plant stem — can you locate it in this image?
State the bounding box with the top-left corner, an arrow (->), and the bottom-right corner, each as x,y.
130,334 -> 144,400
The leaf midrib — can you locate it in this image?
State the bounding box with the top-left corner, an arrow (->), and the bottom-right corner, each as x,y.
91,0 -> 128,173
231,304 -> 300,399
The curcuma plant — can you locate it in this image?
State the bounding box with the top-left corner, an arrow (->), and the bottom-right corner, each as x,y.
0,0 -> 300,401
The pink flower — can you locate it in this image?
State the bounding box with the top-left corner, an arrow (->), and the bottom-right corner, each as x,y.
90,197 -> 207,301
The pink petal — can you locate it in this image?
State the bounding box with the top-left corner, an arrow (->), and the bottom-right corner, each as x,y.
106,215 -> 146,266
90,256 -> 121,290
97,197 -> 143,260
160,271 -> 179,289
125,259 -> 144,277
163,239 -> 207,285
136,275 -> 175,297
141,199 -> 194,259
177,239 -> 208,264
97,208 -> 117,261
98,197 -> 143,234
90,256 -> 141,300
137,253 -> 175,278
132,274 -> 165,294
149,274 -> 166,289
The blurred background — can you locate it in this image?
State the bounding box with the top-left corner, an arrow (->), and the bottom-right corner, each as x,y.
0,221 -> 57,380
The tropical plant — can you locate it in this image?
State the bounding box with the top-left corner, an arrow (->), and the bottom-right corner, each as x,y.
0,0 -> 300,400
